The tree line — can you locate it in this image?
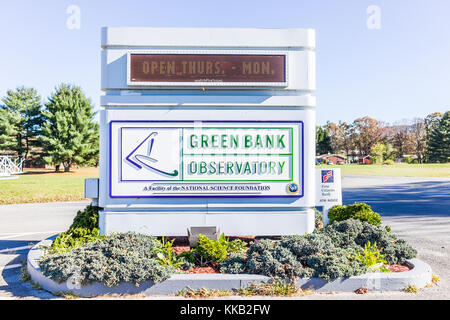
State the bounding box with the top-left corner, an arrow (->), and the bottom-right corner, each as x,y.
316,113 -> 449,164
0,85 -> 99,172
2,85 -> 448,171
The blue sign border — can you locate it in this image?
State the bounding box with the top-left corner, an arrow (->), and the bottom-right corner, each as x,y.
109,120 -> 304,199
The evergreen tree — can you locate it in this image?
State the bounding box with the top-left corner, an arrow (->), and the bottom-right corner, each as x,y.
84,122 -> 100,167
427,111 -> 450,163
0,87 -> 43,161
424,112 -> 443,162
316,125 -> 332,155
40,84 -> 98,172
0,108 -> 19,153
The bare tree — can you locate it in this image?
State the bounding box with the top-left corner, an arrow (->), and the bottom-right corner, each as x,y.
353,117 -> 386,156
326,121 -> 356,161
410,118 -> 427,163
326,122 -> 341,154
389,120 -> 414,158
340,121 -> 356,161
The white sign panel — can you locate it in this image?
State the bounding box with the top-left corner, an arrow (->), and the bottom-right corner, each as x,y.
110,121 -> 304,198
315,168 -> 342,207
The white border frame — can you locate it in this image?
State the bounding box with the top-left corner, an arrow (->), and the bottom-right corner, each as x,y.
126,50 -> 289,88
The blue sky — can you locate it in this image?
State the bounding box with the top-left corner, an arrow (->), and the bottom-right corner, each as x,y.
0,0 -> 449,125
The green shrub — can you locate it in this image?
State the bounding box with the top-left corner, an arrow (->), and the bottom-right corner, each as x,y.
51,228 -> 103,254
351,241 -> 390,273
70,204 -> 99,230
244,239 -> 306,280
176,251 -> 196,270
195,234 -> 228,263
218,233 -> 247,254
191,233 -> 247,266
314,208 -> 324,231
218,219 -> 417,281
40,232 -> 174,287
50,205 -> 103,253
304,246 -> 366,281
328,202 -> 381,226
383,159 -> 395,165
230,235 -> 366,281
328,219 -> 417,264
218,253 -> 247,274
403,156 -> 414,164
153,237 -> 185,268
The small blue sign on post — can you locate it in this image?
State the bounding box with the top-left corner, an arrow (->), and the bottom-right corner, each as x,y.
316,168 -> 342,225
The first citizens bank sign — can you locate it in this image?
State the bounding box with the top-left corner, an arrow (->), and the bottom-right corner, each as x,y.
110,121 -> 303,197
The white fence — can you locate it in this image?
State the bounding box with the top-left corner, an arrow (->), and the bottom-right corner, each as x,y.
0,156 -> 24,176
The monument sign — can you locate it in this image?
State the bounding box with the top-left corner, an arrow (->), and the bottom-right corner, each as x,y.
95,27 -> 316,236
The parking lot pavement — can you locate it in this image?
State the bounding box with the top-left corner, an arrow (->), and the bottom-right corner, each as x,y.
0,201 -> 89,299
0,176 -> 449,299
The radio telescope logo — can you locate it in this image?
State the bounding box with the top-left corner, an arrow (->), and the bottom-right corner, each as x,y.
125,132 -> 179,177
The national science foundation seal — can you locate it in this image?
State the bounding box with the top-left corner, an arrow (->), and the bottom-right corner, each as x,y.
286,182 -> 299,194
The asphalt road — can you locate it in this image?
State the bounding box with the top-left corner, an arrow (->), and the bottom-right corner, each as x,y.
0,202 -> 88,299
0,175 -> 449,299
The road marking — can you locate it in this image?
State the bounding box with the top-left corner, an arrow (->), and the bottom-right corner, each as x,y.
0,233 -> 22,240
2,264 -> 23,270
0,245 -> 34,254
0,231 -> 60,240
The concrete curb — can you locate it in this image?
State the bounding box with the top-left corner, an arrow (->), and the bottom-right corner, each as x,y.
28,237 -> 432,297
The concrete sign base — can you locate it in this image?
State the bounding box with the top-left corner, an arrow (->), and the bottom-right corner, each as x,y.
100,209 -> 315,236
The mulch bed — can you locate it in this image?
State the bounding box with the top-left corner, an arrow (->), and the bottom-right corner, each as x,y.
185,265 -> 219,274
386,264 -> 411,272
172,245 -> 190,255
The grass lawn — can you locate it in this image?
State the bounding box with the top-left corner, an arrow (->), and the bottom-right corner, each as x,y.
316,163 -> 450,177
0,167 -> 99,205
1,164 -> 449,205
